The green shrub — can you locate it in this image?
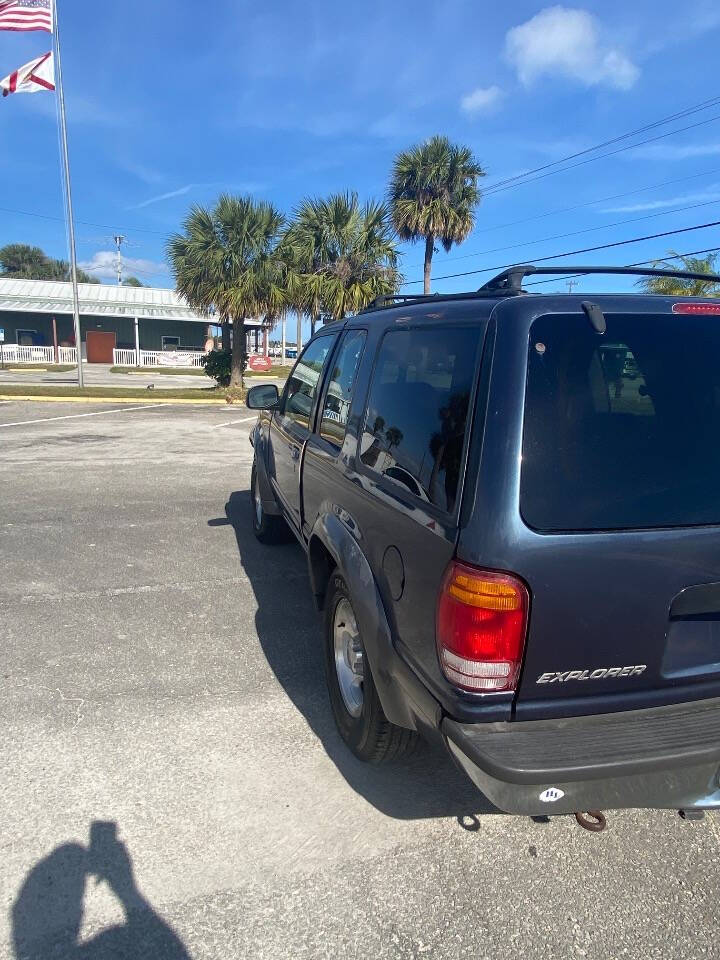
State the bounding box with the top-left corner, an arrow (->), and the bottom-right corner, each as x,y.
201,349 -> 232,386
200,348 -> 248,386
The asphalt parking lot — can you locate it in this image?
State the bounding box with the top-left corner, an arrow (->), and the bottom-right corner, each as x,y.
2,399 -> 720,959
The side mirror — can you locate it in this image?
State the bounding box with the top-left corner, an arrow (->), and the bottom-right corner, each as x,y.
246,383 -> 279,410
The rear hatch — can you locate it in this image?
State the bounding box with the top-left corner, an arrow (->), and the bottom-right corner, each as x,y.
513,302 -> 720,718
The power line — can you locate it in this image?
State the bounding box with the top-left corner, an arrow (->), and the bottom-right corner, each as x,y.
482,95 -> 720,193
483,112 -> 720,198
406,167 -> 720,270
402,218 -> 720,285
0,204 -> 169,237
407,196 -> 720,271
524,246 -> 720,288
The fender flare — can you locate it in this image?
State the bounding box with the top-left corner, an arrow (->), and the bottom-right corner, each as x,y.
309,511 -> 425,730
251,421 -> 281,515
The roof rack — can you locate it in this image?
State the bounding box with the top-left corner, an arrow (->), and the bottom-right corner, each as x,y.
478,264 -> 720,294
358,290 -> 502,314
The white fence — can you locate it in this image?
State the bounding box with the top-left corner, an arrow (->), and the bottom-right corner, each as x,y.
141,350 -> 206,368
58,346 -> 78,364
112,348 -> 206,368
113,348 -> 137,366
0,344 -> 56,364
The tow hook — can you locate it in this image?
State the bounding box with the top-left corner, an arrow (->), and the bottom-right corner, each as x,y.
575,811 -> 607,832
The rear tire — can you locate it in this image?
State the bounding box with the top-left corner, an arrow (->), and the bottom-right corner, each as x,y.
324,574 -> 416,764
251,461 -> 288,544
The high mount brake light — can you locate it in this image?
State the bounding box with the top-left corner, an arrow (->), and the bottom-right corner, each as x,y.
436,562 -> 529,694
672,303 -> 720,315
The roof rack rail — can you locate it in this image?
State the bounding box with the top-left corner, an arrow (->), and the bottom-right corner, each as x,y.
478,264 -> 720,294
358,286 -> 518,314
362,294 -> 441,311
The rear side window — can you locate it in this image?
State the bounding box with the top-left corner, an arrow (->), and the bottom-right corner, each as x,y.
320,330 -> 366,446
522,312 -> 720,531
360,326 -> 481,513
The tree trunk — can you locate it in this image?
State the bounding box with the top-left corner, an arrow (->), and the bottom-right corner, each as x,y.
221,318 -> 231,352
424,235 -> 434,295
296,312 -> 303,354
230,317 -> 245,388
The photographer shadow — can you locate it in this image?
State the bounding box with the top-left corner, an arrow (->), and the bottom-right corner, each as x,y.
211,490 -> 494,822
12,823 -> 190,960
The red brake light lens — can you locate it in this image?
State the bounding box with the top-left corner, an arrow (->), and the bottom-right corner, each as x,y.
436,562 -> 529,693
672,303 -> 720,315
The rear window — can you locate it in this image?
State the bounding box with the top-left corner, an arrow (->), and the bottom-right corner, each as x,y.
522,312 -> 720,531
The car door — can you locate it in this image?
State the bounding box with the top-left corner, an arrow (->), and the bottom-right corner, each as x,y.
269,332 -> 336,530
302,328 -> 368,537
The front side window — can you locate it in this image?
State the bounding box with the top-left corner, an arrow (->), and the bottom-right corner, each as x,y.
320,330 -> 367,446
282,336 -> 333,429
522,313 -> 720,531
360,326 -> 481,512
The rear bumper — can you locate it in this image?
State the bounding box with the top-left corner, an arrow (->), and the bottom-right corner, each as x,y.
442,696 -> 720,815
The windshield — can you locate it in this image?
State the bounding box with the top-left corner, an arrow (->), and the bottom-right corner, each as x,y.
521,311 -> 720,531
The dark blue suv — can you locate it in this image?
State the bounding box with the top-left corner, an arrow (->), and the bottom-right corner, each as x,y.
247,264 -> 720,820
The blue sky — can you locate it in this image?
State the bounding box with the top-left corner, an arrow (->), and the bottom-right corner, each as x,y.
1,0 -> 720,326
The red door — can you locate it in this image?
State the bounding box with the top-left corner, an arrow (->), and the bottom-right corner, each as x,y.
86,331 -> 116,364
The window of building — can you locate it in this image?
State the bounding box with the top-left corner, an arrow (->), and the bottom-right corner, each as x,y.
320,330 -> 367,447
282,336 -> 334,429
359,326 -> 482,513
16,329 -> 37,346
162,336 -> 181,351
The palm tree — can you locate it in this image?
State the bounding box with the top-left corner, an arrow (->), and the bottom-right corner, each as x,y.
637,252 -> 720,297
388,136 -> 485,294
168,195 -> 286,387
282,192 -> 400,327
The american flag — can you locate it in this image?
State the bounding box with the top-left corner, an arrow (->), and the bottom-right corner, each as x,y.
0,0 -> 53,33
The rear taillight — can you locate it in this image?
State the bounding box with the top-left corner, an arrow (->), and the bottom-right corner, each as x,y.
436,562 -> 529,694
672,303 -> 720,315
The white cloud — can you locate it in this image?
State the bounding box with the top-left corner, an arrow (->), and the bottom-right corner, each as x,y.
601,186 -> 720,213
79,251 -> 169,282
626,143 -> 720,161
505,6 -> 639,90
460,85 -> 503,115
130,185 -> 194,210
128,181 -> 265,210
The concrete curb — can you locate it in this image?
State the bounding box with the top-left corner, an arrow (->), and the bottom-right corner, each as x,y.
0,394 -> 234,406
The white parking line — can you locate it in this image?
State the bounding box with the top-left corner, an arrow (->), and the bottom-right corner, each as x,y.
0,403 -> 168,429
211,416 -> 258,429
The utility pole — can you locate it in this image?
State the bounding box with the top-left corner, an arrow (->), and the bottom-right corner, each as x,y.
566,279 -> 579,294
113,235 -> 126,286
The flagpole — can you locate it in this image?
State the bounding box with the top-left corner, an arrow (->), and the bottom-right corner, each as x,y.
52,0 -> 83,387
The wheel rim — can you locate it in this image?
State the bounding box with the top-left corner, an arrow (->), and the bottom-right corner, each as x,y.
253,474 -> 263,526
333,597 -> 364,718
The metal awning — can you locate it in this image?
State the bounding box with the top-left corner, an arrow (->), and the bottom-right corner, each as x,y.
0,278 -> 263,326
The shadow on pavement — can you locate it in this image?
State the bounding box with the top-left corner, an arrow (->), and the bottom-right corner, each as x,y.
209,489 -> 495,821
12,821 -> 190,960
